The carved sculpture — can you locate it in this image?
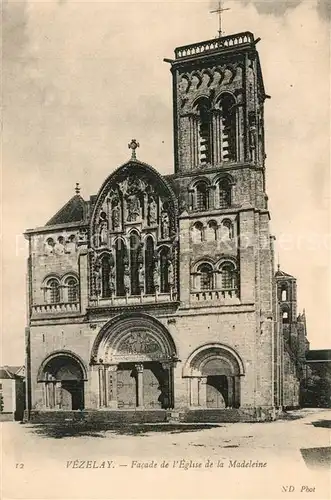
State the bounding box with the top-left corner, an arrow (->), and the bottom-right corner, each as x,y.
124,263 -> 130,293
161,212 -> 170,239
138,263 -> 145,290
148,197 -> 158,225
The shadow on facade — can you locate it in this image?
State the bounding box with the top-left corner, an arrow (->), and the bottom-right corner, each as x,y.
27,422 -> 222,439
307,420 -> 331,429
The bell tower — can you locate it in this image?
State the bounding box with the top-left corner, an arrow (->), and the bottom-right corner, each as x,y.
165,32 -> 268,174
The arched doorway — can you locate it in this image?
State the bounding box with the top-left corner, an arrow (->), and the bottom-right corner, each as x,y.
91,313 -> 177,410
38,352 -> 87,410
183,344 -> 244,409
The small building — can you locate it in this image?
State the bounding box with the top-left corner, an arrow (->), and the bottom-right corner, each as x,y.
0,366 -> 25,421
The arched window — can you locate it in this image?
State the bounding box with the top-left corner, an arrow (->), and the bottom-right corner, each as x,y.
282,310 -> 289,324
194,97 -> 212,165
195,182 -> 209,211
115,239 -> 126,296
218,179 -> 232,208
65,277 -> 79,303
281,286 -> 288,301
160,247 -> 170,293
216,93 -> 237,162
206,220 -> 218,241
191,222 -> 204,243
220,219 -> 233,240
130,232 -> 142,295
197,263 -> 213,290
220,263 -> 237,290
145,236 -> 155,295
47,279 -> 60,304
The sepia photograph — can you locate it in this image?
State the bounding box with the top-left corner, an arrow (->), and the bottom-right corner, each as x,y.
1,0 -> 330,499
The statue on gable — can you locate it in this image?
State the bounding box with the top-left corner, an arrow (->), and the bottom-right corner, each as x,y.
111,197 -> 121,230
153,259 -> 161,290
126,193 -> 141,222
148,196 -> 158,225
161,212 -> 170,239
99,211 -> 108,246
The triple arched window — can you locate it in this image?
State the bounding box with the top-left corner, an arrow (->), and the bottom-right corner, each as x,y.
191,219 -> 235,243
43,275 -> 79,304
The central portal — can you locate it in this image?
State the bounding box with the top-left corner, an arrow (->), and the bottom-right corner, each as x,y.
92,313 -> 177,411
116,362 -> 169,410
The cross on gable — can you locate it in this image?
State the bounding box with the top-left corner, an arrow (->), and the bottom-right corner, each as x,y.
128,139 -> 140,159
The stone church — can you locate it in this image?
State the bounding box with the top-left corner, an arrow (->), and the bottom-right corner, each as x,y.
24,30 -> 309,422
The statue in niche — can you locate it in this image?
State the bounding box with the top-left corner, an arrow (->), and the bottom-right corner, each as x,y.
126,193 -> 141,222
94,259 -> 102,296
65,234 -> 76,254
153,260 -> 160,290
99,211 -> 108,246
44,238 -> 55,255
138,264 -> 145,291
111,198 -> 121,230
148,197 -> 158,225
168,259 -> 174,287
54,236 -> 65,255
248,112 -> 257,162
124,263 -> 130,293
108,266 -> 116,294
161,212 -> 170,239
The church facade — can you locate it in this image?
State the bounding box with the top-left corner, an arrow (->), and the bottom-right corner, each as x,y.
24,31 -> 308,423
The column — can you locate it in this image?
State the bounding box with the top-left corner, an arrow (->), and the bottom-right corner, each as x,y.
135,364 -> 144,408
227,376 -> 234,408
198,378 -> 207,407
108,365 -> 118,409
55,381 -> 62,409
234,376 -> 241,408
98,366 -> 105,408
190,378 -> 199,407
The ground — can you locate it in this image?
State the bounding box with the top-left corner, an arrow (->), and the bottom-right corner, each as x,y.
1,409 -> 330,500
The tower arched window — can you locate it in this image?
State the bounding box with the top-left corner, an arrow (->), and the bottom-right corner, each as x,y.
145,236 -> 155,295
217,179 -> 232,208
197,263 -> 213,291
65,277 -> 79,303
160,247 -> 170,293
220,262 -> 237,291
196,182 -> 209,211
194,97 -> 212,165
115,239 -> 126,296
216,93 -> 237,162
47,278 -> 60,304
282,309 -> 289,324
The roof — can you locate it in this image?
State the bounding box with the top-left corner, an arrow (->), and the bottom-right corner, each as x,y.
0,366 -> 25,379
46,195 -> 87,226
275,266 -> 296,279
306,350 -> 331,362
